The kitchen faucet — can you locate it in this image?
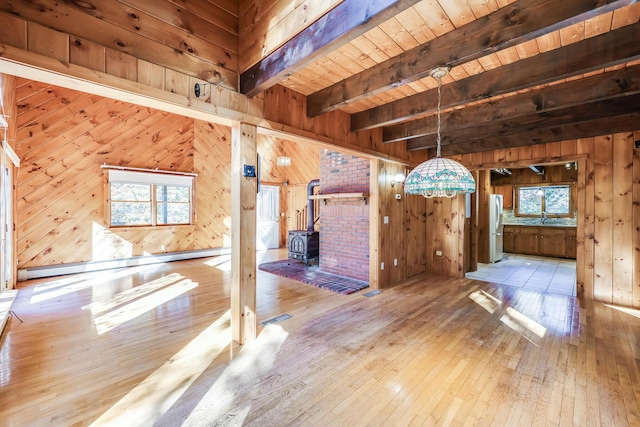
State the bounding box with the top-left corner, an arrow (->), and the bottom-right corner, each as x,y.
541,211 -> 547,224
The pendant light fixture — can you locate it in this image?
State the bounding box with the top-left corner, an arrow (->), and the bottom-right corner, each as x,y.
404,67 -> 476,198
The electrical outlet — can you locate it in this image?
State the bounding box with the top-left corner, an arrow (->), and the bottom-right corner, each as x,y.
381,262 -> 385,270
383,216 -> 389,224
394,258 -> 398,267
436,250 -> 443,256
395,193 -> 401,200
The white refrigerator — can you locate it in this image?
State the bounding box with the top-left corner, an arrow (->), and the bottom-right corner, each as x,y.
489,194 -> 504,263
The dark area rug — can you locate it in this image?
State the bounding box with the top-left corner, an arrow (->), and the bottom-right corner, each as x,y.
258,259 -> 369,295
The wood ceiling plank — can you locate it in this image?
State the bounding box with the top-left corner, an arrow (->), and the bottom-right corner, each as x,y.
362,26 -> 404,59
378,16 -> 421,51
351,21 -> 640,131
438,0 -> 477,28
413,1 -> 456,37
383,65 -> 640,143
307,0 -> 634,118
559,21 -> 585,46
392,6 -> 436,44
466,0 -> 503,18
240,0 -> 421,97
611,1 -> 640,28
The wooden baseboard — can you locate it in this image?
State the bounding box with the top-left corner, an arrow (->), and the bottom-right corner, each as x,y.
17,247 -> 232,281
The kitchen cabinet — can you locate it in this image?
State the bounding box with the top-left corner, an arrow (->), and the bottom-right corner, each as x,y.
539,228 -> 566,258
503,226 -> 516,253
495,185 -> 513,209
566,229 -> 577,259
502,225 -> 576,258
515,226 -> 539,255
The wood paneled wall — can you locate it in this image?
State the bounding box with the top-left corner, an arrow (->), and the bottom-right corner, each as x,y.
375,160 -> 426,288
14,79 -> 318,270
0,5 -> 260,126
425,196 -> 467,277
262,85 -> 427,164
0,1 -> 238,87
447,134 -> 640,308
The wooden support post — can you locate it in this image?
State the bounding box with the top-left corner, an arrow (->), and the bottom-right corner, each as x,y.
231,123 -> 257,345
369,159 -> 380,289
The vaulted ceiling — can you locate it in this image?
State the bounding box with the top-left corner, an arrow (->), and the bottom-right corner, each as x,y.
2,0 -> 639,157
242,0 -> 640,157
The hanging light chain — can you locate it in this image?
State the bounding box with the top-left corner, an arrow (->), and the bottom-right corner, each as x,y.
431,67 -> 449,158
436,72 -> 442,158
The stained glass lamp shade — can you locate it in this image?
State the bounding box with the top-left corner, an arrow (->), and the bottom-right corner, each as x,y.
404,156 -> 476,198
404,67 -> 476,199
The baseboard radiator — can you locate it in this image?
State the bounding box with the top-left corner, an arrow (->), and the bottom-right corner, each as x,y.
17,247 -> 232,281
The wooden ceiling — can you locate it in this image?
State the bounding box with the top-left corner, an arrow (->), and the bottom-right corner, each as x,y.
241,0 -> 640,156
2,0 -> 639,157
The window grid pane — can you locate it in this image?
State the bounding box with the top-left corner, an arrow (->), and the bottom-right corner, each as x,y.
157,202 -> 191,224
109,177 -> 193,227
544,186 -> 570,214
111,183 -> 151,201
518,187 -> 542,215
111,201 -> 152,225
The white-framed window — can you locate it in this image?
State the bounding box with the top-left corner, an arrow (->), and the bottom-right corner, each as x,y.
108,169 -> 195,227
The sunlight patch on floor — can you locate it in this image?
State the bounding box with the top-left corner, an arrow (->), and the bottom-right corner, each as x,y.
181,323 -> 289,426
470,289 -> 546,346
500,307 -> 546,346
605,304 -> 640,319
469,290 -> 502,314
82,273 -> 185,315
203,255 -> 231,272
30,264 -> 162,304
93,278 -> 197,335
90,310 -> 232,427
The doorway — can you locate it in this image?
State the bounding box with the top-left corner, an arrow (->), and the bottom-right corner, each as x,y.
0,145 -> 15,292
257,184 -> 280,250
467,164 -> 579,296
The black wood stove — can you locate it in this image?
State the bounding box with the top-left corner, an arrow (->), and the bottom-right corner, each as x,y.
288,230 -> 319,266
288,179 -> 320,266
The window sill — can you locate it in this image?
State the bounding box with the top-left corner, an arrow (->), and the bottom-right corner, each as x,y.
108,224 -> 196,231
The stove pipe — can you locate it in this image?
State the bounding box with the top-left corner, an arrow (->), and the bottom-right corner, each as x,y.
307,179 -> 320,231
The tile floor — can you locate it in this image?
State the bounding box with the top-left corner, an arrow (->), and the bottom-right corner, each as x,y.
465,253 -> 576,296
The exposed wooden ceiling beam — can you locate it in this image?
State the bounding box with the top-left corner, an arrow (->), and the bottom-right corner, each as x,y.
351,21 -> 640,131
306,0 -> 635,117
383,65 -> 640,143
239,0 -> 421,98
425,112 -> 640,156
406,94 -> 640,151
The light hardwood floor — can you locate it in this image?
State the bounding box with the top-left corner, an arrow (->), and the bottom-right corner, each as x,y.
1,249 -> 639,426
